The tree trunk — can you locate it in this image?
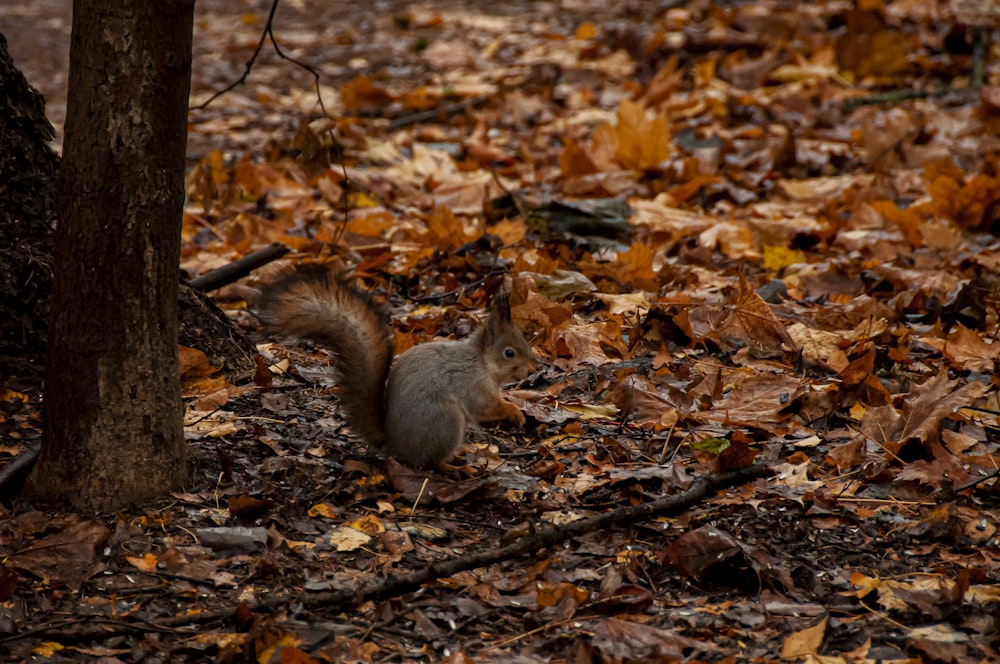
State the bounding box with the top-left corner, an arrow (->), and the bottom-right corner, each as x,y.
29,0 -> 195,510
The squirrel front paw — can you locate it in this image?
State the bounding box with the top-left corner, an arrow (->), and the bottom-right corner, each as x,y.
498,399 -> 526,426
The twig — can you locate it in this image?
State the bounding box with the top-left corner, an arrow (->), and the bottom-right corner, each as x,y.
0,444 -> 39,496
972,26 -> 987,88
2,464 -> 769,641
304,464 -> 770,610
188,242 -> 290,291
192,0 -> 326,113
188,0 -> 352,234
841,89 -> 930,112
385,95 -> 492,131
193,0 -> 281,110
953,467 -> 1000,493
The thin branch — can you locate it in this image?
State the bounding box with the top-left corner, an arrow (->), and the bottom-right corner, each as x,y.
192,0 -> 330,121
386,95 -> 492,131
192,0 -> 282,111
188,0 -> 352,244
3,464 -> 770,642
0,444 -> 39,497
188,242 -> 290,291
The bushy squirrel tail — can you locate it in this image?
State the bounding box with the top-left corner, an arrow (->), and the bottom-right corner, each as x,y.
258,266 -> 393,447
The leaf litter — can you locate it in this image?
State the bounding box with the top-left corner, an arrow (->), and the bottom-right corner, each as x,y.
3,0 -> 1000,661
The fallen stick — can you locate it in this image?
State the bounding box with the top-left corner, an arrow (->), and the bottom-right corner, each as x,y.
0,445 -> 39,498
386,95 -> 492,131
188,242 -> 290,292
1,463 -> 769,644
300,463 -> 771,611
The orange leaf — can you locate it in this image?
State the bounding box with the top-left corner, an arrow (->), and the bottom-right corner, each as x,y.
425,205 -> 468,251
340,76 -> 394,112
558,136 -> 602,177
611,99 -> 672,170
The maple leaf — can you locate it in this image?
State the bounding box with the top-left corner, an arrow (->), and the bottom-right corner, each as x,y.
593,99 -> 672,171
712,276 -> 798,359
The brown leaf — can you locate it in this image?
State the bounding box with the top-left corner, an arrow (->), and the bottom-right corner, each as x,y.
589,617 -> 708,660
713,276 -> 798,359
588,585 -> 654,615
703,372 -> 805,429
835,9 -> 916,79
637,54 -> 683,108
715,431 -> 760,472
340,76 -> 394,112
383,458 -> 497,505
558,136 -> 602,177
780,616 -> 828,658
7,518 -> 110,590
253,354 -> 273,392
0,565 -> 17,601
425,205 -> 470,251
178,346 -> 219,379
664,525 -> 744,583
228,494 -> 275,520
921,324 -> 1000,373
826,439 -> 865,472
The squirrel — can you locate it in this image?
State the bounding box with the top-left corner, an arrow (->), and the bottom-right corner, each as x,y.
258,265 -> 536,471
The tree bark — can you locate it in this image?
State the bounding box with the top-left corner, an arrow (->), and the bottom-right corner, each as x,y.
29,0 -> 196,510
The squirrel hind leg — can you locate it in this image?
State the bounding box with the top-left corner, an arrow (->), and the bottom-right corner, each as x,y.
435,442 -> 483,477
434,458 -> 479,479
384,399 -> 468,469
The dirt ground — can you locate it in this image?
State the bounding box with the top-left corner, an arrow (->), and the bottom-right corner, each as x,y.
3,0 -> 1000,662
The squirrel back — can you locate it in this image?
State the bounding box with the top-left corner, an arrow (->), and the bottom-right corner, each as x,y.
259,265 -> 535,470
257,266 -> 394,447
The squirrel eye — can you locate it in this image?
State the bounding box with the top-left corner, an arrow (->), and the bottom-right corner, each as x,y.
504,348 -> 516,359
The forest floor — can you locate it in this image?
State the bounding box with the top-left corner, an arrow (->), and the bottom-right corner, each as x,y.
3,0 -> 1000,661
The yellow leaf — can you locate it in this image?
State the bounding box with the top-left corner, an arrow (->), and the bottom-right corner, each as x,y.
349,514 -> 385,535
327,526 -> 371,552
126,553 -> 158,572
762,245 -> 806,272
34,642 -> 65,656
560,402 -> 619,419
308,503 -> 337,518
347,191 -> 379,209
0,389 -> 28,403
574,22 -> 597,40
206,149 -> 227,185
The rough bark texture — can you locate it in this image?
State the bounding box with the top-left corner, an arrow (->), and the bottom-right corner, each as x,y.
0,33 -> 58,391
30,0 -> 196,510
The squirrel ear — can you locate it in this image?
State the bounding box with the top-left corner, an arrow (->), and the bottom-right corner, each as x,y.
483,289 -> 510,346
490,289 -> 512,322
